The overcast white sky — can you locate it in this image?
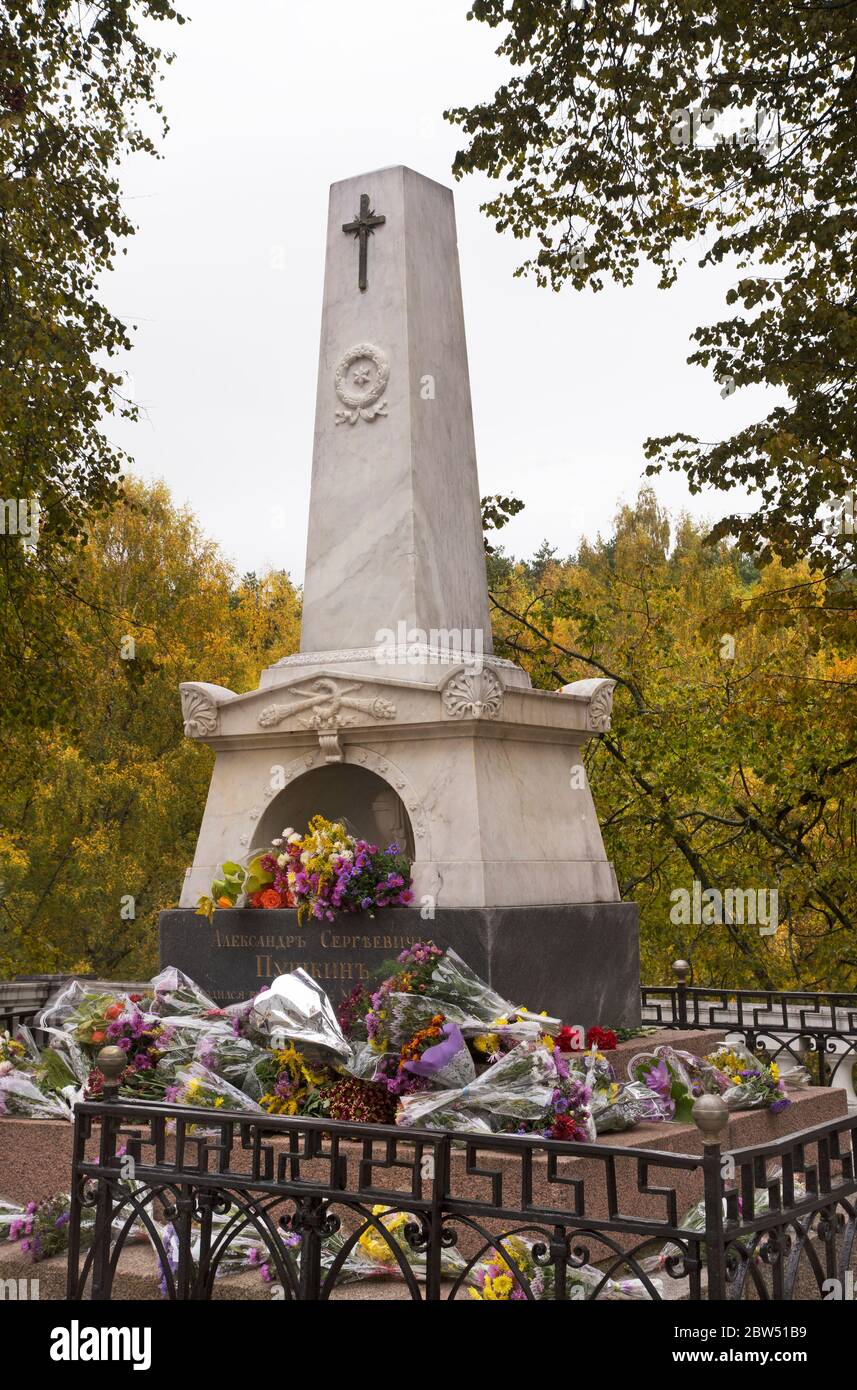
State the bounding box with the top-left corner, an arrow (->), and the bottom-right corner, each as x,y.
106,0 -> 772,583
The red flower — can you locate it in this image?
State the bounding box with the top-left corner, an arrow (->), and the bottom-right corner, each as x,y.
129,994 -> 143,1003
551,1114 -> 578,1141
556,1026 -> 582,1053
259,888 -> 283,910
586,1026 -> 618,1051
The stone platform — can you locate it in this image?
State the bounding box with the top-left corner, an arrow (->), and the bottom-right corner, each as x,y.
159,902 -> 641,1026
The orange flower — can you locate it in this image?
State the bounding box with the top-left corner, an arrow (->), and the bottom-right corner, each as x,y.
91,1030 -> 106,1044
217,896 -> 232,908
259,888 -> 283,910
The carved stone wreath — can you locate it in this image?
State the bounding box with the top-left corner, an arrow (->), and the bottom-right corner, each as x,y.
442,669 -> 504,721
258,677 -> 396,762
334,342 -> 389,424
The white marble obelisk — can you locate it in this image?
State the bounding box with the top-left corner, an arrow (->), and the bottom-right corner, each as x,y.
265,165 -> 505,687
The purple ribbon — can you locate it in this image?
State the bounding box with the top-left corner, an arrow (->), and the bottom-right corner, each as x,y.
403,1022 -> 464,1078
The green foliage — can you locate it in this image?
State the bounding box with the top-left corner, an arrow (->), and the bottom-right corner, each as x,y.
449,3 -> 856,572
0,1 -> 185,724
0,477 -> 301,980
489,487 -> 857,990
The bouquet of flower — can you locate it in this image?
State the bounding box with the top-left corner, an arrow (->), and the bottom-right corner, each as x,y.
423,947 -> 561,1035
628,1045 -> 726,1123
0,1030 -> 29,1071
396,1040 -> 559,1133
197,816 -> 413,924
249,968 -> 354,1065
379,990 -> 476,1047
149,967 -> 219,1019
565,1047 -> 670,1134
398,1018 -> 476,1090
0,1186 -> 149,1264
0,1067 -> 74,1119
648,1168 -> 808,1273
704,1043 -> 793,1114
192,1025 -> 269,1088
244,1044 -> 331,1116
468,1232 -> 661,1301
527,1067 -> 596,1143
470,1015 -> 549,1063
320,1076 -> 397,1125
165,1062 -> 262,1115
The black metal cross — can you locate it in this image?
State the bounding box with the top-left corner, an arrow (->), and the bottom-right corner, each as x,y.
342,193 -> 386,292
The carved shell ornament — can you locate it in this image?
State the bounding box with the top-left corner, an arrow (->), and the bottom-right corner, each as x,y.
180,685 -> 219,739
442,669 -> 504,721
587,681 -> 616,732
334,343 -> 389,424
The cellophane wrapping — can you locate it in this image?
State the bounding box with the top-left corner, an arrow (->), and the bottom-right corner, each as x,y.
396,1040 -> 557,1132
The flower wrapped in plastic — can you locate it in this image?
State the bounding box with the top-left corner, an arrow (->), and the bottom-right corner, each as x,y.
248,969 -> 353,1065
399,1020 -> 476,1090
0,1067 -> 75,1119
243,1043 -> 331,1116
468,1233 -> 662,1301
591,1079 -> 672,1133
703,1042 -> 796,1114
424,948 -> 561,1035
378,990 -> 478,1046
627,1044 -> 727,1123
1,1186 -> 149,1264
647,1167 -> 808,1272
148,967 -> 218,1019
566,1047 -> 670,1133
192,1024 -> 269,1088
165,1062 -> 263,1115
396,1040 -> 557,1133
327,1204 -> 470,1285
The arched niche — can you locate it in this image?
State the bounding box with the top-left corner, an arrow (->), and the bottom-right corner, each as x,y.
254,763 -> 415,858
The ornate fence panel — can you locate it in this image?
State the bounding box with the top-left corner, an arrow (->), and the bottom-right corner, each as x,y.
716,1113 -> 857,1301
65,1097 -> 857,1302
641,972 -> 857,1093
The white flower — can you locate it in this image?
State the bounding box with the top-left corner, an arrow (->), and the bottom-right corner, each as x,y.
339,849 -> 354,861
282,827 -> 295,839
0,1060 -> 13,1077
276,853 -> 288,868
287,833 -> 301,845
300,851 -> 310,865
271,837 -> 283,847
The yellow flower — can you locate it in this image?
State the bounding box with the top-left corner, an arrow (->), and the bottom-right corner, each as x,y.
492,1274 -> 513,1298
214,1097 -> 224,1108
770,1062 -> 780,1080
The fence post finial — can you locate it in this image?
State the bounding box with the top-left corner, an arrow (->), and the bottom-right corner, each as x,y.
96,1044 -> 127,1098
692,1093 -> 729,1143
672,958 -> 690,1026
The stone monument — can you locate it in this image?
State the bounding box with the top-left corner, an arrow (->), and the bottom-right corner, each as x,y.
160,165 -> 640,1023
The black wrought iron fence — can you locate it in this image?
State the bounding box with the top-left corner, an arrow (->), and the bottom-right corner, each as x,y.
641,963 -> 857,1091
65,1090 -> 857,1302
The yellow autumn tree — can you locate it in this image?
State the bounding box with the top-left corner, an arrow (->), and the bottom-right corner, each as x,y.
0,478 -> 301,979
